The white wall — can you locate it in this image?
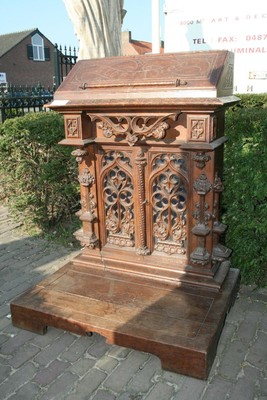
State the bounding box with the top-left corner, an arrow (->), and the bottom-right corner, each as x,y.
164,0 -> 267,93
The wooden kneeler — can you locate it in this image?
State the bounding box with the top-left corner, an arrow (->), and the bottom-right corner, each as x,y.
11,51 -> 240,379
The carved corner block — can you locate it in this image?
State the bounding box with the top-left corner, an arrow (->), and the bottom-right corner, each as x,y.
61,113 -> 94,146
64,115 -> 82,139
187,115 -> 217,143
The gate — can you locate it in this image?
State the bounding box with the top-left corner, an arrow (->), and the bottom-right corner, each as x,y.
54,44 -> 78,88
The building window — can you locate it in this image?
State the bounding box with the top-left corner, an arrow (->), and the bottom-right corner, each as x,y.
32,33 -> 45,61
27,33 -> 50,61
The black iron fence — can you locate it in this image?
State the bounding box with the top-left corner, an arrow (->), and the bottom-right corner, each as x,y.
0,84 -> 54,123
0,44 -> 78,123
54,44 -> 78,88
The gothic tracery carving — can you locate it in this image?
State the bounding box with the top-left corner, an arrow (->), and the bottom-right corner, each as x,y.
89,114 -> 178,146
101,151 -> 135,247
151,153 -> 187,255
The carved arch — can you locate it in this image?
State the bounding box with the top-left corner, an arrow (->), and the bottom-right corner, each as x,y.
149,153 -> 188,255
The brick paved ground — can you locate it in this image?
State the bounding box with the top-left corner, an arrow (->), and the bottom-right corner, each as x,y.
0,205 -> 266,400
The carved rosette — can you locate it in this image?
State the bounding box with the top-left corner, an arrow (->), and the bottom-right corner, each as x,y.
190,173 -> 212,265
151,153 -> 187,255
89,114 -> 178,146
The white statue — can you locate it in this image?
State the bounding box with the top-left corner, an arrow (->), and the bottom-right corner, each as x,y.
63,0 -> 126,59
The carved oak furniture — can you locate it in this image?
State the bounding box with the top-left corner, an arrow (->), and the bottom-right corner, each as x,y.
11,51 -> 240,379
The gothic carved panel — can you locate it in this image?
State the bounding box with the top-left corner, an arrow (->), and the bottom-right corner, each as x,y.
89,114 -> 178,146
101,151 -> 135,248
150,153 -> 187,255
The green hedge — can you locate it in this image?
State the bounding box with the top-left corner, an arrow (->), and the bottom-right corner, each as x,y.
223,94 -> 267,286
229,93 -> 267,110
0,112 -> 79,233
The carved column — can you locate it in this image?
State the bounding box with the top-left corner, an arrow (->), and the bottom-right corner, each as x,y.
134,149 -> 150,255
190,173 -> 212,266
61,112 -> 99,250
212,172 -> 231,262
69,145 -> 98,249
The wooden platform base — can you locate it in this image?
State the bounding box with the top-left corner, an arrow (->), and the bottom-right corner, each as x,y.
10,261 -> 240,380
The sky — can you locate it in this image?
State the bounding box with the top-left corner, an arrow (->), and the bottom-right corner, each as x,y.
0,0 -> 165,50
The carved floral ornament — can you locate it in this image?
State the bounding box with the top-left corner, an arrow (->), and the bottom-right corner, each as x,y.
191,120 -> 205,140
71,148 -> 88,163
88,114 -> 178,146
193,174 -> 212,195
192,152 -> 211,169
78,168 -> 95,187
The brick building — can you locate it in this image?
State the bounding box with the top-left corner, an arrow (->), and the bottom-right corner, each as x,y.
121,31 -> 164,56
0,29 -> 163,88
0,29 -> 55,87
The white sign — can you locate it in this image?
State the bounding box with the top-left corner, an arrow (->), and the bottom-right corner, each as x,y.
164,0 -> 267,93
0,72 -> 7,84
